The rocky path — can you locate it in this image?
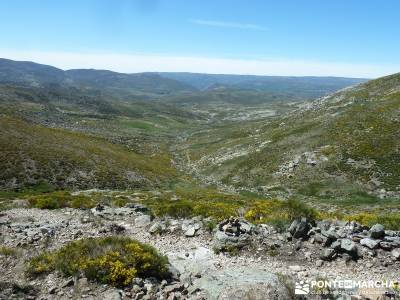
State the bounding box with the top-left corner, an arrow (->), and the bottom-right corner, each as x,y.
1,205 -> 399,299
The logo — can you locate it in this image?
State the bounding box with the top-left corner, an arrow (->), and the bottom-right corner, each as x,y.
295,281 -> 310,295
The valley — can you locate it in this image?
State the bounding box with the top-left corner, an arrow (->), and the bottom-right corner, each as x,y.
0,59 -> 399,300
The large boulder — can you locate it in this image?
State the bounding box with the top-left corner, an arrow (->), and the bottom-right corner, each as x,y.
213,230 -> 250,252
213,218 -> 255,252
188,267 -> 293,300
370,224 -> 385,239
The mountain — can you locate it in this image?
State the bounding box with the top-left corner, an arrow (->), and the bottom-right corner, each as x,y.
179,73 -> 400,202
0,58 -> 66,86
0,58 -> 195,97
158,72 -> 368,99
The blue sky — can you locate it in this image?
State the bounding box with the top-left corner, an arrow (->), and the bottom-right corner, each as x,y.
0,0 -> 399,77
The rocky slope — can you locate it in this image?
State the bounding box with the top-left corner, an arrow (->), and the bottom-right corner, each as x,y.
179,73 -> 400,202
1,197 -> 399,299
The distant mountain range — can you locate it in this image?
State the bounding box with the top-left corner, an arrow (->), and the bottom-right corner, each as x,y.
0,58 -> 367,102
157,72 -> 368,97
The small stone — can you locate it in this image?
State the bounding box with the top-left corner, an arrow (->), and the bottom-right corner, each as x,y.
316,259 -> 324,267
321,248 -> 336,261
62,278 -> 74,288
135,215 -> 152,227
379,241 -> 392,251
164,283 -> 185,295
392,248 -> 400,260
184,227 -> 196,237
132,277 -> 144,287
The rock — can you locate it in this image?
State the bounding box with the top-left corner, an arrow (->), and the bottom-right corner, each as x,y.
188,267 -> 292,300
340,239 -> 358,256
295,241 -> 302,251
331,240 -> 342,251
288,265 -> 303,272
392,249 -> 400,260
184,226 -> 196,237
360,238 -> 380,249
379,241 -> 393,251
109,223 -> 125,234
370,224 -> 385,239
124,203 -> 150,213
135,215 -> 152,227
321,229 -> 339,240
164,283 -> 184,295
103,289 -> 122,300
132,277 -> 144,287
48,286 -> 57,294
321,248 -> 336,261
384,236 -> 400,247
166,264 -> 181,281
149,222 -> 163,234
316,260 -> 324,267
213,230 -> 250,253
288,218 -> 311,239
61,278 -> 74,288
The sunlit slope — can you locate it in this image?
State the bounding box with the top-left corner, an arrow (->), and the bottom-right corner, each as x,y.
0,116 -> 177,190
182,73 -> 400,200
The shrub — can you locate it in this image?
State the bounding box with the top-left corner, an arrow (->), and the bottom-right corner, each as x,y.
27,191 -> 94,209
27,237 -> 168,287
245,198 -> 317,229
26,252 -> 55,276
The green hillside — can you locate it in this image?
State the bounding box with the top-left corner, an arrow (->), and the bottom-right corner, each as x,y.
180,73 -> 400,203
0,115 -> 177,191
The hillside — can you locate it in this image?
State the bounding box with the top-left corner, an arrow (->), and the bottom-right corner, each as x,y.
179,73 -> 400,203
0,58 -> 195,97
158,72 -> 367,98
0,115 -> 178,191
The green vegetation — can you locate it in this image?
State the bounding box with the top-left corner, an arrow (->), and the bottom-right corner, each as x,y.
0,246 -> 18,257
140,186 -> 317,229
0,116 -> 177,191
27,237 -> 168,287
180,73 -> 400,204
27,191 -> 94,209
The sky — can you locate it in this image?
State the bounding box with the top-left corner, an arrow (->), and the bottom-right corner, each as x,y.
0,0 -> 399,78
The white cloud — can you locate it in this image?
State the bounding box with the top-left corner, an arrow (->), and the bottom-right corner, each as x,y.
190,19 -> 268,31
0,50 -> 398,78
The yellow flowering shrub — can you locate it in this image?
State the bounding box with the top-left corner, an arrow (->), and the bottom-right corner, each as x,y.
27,237 -> 168,287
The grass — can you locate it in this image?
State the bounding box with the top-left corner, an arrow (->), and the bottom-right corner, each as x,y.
27,237 -> 168,287
140,186 -> 317,228
0,246 -> 18,257
0,115 -> 177,191
27,191 -> 95,209
177,73 -> 400,203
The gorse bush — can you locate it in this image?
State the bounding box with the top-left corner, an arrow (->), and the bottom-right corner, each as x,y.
244,198 -> 317,228
27,237 -> 168,287
28,191 -> 95,209
142,187 -> 316,228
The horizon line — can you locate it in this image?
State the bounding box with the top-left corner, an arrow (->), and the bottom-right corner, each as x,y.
0,50 -> 398,78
